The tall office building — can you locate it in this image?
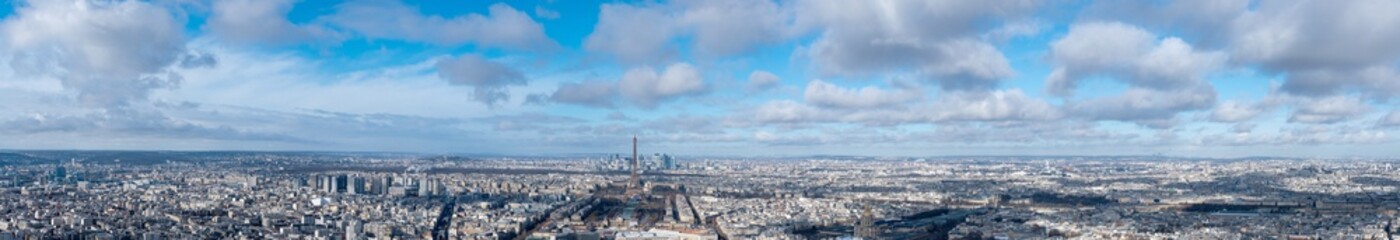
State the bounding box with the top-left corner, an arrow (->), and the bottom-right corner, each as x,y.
418,177 -> 433,197
662,154 -> 676,170
347,176 -> 357,195
384,176 -> 395,194
371,176 -> 386,195
334,175 -> 348,193
324,176 -> 336,193
349,177 -> 365,195
652,153 -> 661,170
51,166 -> 67,182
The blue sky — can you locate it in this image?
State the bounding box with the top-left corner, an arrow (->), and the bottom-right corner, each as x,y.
0,0 -> 1398,158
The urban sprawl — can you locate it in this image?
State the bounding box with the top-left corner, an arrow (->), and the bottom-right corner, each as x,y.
2,149 -> 1398,239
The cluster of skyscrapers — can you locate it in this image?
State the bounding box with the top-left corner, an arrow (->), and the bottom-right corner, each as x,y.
311,174 -> 445,197
602,153 -> 679,172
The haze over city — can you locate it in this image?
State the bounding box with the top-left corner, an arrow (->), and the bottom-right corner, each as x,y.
0,0 -> 1397,157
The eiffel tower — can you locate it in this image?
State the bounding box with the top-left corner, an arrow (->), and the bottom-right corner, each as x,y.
626,135 -> 641,197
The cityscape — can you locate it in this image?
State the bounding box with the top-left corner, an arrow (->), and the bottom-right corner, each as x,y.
4,145 -> 1400,239
4,0 -> 1400,239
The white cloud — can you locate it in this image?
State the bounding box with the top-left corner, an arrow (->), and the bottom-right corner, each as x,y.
205,0 -> 340,45
324,1 -> 554,50
752,131 -> 777,142
1048,22 -> 1225,125
802,80 -> 921,109
1209,100 -> 1265,123
750,100 -> 831,123
750,130 -> 824,145
643,115 -> 727,134
984,20 -> 1048,42
475,113 -> 586,132
745,70 -> 781,92
618,63 -> 707,108
1218,1 -> 1400,122
1133,38 -> 1227,89
678,0 -> 790,57
155,105 -> 500,152
1231,0 -> 1400,71
1288,95 -> 1370,124
548,80 -> 617,108
583,4 -> 681,64
1089,0 -> 1400,126
584,0 -> 790,64
746,87 -> 1058,125
1105,0 -> 1400,99
929,89 -> 1061,122
606,112 -> 632,121
2,0 -> 189,107
0,107 -> 304,143
795,0 -> 1032,89
542,62 -> 709,109
1048,22 -> 1156,89
1231,123 -> 1256,133
1380,111 -> 1400,128
534,6 -> 561,20
924,39 -> 1016,90
1048,22 -> 1225,95
1078,0 -> 1249,48
1068,87 -> 1216,124
1280,66 -> 1400,98
1200,125 -> 1389,146
163,42 -> 501,119
435,55 -> 527,106
3,0 -> 1397,156
924,121 -> 1137,144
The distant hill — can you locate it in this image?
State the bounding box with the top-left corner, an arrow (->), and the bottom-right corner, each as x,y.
0,152 -> 50,165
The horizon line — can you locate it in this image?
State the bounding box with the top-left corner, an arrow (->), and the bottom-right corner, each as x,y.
3,148 -> 1389,160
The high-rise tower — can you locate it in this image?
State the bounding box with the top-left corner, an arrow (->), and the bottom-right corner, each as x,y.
631,135 -> 639,190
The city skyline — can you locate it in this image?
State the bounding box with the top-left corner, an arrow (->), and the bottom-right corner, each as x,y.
4,150 -> 1398,239
2,0 -> 1400,157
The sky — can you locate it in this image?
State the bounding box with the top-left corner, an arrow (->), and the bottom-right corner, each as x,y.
0,0 -> 1398,158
